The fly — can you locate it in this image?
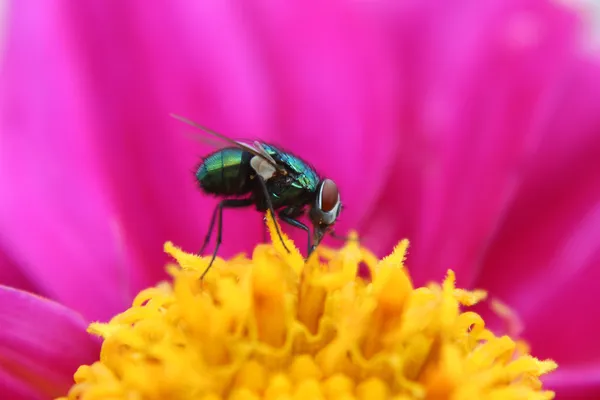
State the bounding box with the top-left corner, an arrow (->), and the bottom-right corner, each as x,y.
171,114 -> 344,279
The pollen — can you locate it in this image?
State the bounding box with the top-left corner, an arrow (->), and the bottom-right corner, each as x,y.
58,213 -> 557,400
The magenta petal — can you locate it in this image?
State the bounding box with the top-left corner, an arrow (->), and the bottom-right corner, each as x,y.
0,2 -> 156,320
0,285 -> 99,400
223,2 -> 399,235
468,56 -> 600,397
0,247 -> 40,295
545,364 -> 600,400
521,251 -> 600,366
361,0 -> 586,287
67,0 -> 398,255
474,56 -> 600,349
0,371 -> 53,400
1,0 -> 399,322
520,259 -> 600,400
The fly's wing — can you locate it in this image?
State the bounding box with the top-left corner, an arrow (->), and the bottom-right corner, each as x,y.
171,114 -> 287,175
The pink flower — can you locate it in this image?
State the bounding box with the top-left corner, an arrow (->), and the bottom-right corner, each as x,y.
1,0 -> 599,398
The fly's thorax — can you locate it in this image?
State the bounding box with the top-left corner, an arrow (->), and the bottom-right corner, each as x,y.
258,173 -> 315,211
261,144 -> 319,193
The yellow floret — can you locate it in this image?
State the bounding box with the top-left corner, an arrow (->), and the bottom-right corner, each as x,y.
58,213 -> 557,400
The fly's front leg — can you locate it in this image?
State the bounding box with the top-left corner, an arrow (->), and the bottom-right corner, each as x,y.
256,175 -> 290,253
279,208 -> 312,258
329,230 -> 359,243
262,215 -> 269,244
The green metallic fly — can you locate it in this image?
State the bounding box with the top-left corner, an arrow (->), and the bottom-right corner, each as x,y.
172,114 -> 343,278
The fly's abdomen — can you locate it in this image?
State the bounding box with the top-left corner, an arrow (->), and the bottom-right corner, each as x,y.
196,148 -> 253,196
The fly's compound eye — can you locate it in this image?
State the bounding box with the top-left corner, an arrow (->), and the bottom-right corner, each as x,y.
320,179 -> 339,213
310,179 -> 341,226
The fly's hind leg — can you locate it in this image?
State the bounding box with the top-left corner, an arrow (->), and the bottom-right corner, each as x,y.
199,204 -> 219,255
200,198 -> 253,279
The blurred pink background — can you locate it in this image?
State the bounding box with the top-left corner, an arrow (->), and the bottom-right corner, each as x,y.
1,1 -> 600,398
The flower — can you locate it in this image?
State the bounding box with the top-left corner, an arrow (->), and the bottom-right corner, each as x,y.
1,0 -> 600,398
58,215 -> 557,400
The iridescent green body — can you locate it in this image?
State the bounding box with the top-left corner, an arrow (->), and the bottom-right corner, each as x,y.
196,148 -> 253,195
196,145 -> 320,212
261,144 -> 319,209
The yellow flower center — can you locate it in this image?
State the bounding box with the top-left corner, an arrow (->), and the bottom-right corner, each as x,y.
58,214 -> 557,400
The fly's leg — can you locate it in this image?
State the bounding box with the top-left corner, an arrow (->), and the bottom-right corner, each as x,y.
200,198 -> 253,279
279,212 -> 312,258
199,204 -> 219,254
329,230 -> 359,243
256,175 -> 290,253
262,216 -> 269,243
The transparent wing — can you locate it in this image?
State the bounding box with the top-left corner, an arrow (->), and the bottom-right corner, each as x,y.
171,114 -> 285,173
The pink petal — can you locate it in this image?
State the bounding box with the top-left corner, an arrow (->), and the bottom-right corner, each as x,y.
545,364 -> 600,400
0,285 -> 100,400
358,0 -> 586,288
0,2 -> 153,320
0,1 -> 398,321
474,56 -> 600,365
62,0 -> 398,249
0,247 -> 40,295
521,255 -> 600,400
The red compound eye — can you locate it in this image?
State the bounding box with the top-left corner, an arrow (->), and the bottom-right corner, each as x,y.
320,179 -> 339,212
